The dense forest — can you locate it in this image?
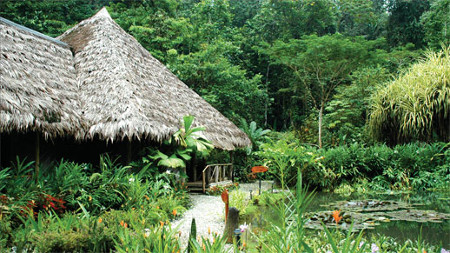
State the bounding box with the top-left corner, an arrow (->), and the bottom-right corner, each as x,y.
1,1 -> 449,251
2,0 -> 448,148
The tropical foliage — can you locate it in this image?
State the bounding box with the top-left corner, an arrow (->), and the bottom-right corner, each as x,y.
369,47 -> 450,144
1,0 -> 445,143
1,1 -> 449,251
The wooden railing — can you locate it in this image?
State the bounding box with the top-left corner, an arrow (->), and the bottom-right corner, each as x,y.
202,163 -> 233,193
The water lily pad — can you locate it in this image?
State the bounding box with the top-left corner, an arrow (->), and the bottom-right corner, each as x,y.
321,199 -> 413,212
384,209 -> 450,223
305,199 -> 450,232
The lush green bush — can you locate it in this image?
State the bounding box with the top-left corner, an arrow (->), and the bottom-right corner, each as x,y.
253,131 -> 449,191
320,142 -> 449,191
0,155 -> 190,251
369,48 -> 450,144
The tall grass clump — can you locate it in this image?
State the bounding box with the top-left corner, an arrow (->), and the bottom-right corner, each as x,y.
253,165 -> 316,252
369,47 -> 450,144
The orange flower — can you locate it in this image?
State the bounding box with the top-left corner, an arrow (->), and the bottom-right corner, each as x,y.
160,221 -> 164,228
172,209 -> 177,216
332,210 -> 342,225
98,217 -> 102,223
156,206 -> 160,209
124,222 -> 128,228
120,220 -> 124,227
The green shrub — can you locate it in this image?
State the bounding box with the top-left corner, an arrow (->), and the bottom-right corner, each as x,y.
44,160 -> 90,210
12,211 -> 111,252
254,133 -> 448,191
189,232 -> 228,253
114,220 -> 181,252
228,189 -> 257,217
0,214 -> 12,249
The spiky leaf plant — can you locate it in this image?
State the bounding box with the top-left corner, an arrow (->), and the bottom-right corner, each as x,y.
187,218 -> 197,253
369,47 -> 450,144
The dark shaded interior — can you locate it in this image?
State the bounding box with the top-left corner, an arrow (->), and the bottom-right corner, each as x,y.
0,131 -> 146,168
0,131 -> 215,182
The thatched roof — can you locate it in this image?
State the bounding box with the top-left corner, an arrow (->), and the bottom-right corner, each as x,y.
0,8 -> 250,150
0,17 -> 85,140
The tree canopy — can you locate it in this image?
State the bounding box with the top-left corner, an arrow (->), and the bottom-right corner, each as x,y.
1,0 -> 448,146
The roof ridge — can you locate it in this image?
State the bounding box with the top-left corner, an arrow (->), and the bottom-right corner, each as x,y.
93,7 -> 111,19
0,16 -> 68,48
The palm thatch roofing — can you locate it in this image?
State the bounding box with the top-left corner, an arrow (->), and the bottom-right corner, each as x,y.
0,8 -> 250,150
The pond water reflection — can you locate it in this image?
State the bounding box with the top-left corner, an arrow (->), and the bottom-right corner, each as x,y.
308,191 -> 450,248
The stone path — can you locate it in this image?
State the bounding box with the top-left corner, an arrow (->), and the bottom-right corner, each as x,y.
169,181 -> 274,249
170,194 -> 225,249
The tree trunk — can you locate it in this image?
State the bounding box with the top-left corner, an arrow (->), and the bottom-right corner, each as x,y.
318,105 -> 323,148
35,132 -> 40,182
264,64 -> 270,127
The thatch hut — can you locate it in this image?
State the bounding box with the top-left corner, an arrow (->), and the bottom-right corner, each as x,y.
0,8 -> 250,173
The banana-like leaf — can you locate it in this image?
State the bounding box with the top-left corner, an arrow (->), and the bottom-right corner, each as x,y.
158,156 -> 186,169
183,115 -> 195,134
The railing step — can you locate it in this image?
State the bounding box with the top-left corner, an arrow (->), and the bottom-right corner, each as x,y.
187,187 -> 204,192
209,180 -> 233,187
186,181 -> 203,187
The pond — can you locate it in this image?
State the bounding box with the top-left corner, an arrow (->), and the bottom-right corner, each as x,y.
309,191 -> 450,248
244,189 -> 449,248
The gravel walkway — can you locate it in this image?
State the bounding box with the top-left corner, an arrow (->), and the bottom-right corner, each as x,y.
170,193 -> 226,249
170,181 -> 274,250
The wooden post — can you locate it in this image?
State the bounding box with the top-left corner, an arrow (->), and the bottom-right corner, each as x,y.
202,168 -> 206,193
222,165 -> 226,181
193,153 -> 197,181
182,167 -> 186,183
215,166 -> 219,183
230,151 -> 234,181
35,132 -> 40,182
224,207 -> 239,243
0,133 -> 2,168
126,139 -> 132,165
230,164 -> 234,182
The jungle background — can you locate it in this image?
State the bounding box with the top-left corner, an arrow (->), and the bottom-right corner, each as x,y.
0,1 -> 449,251
1,0 -> 449,190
